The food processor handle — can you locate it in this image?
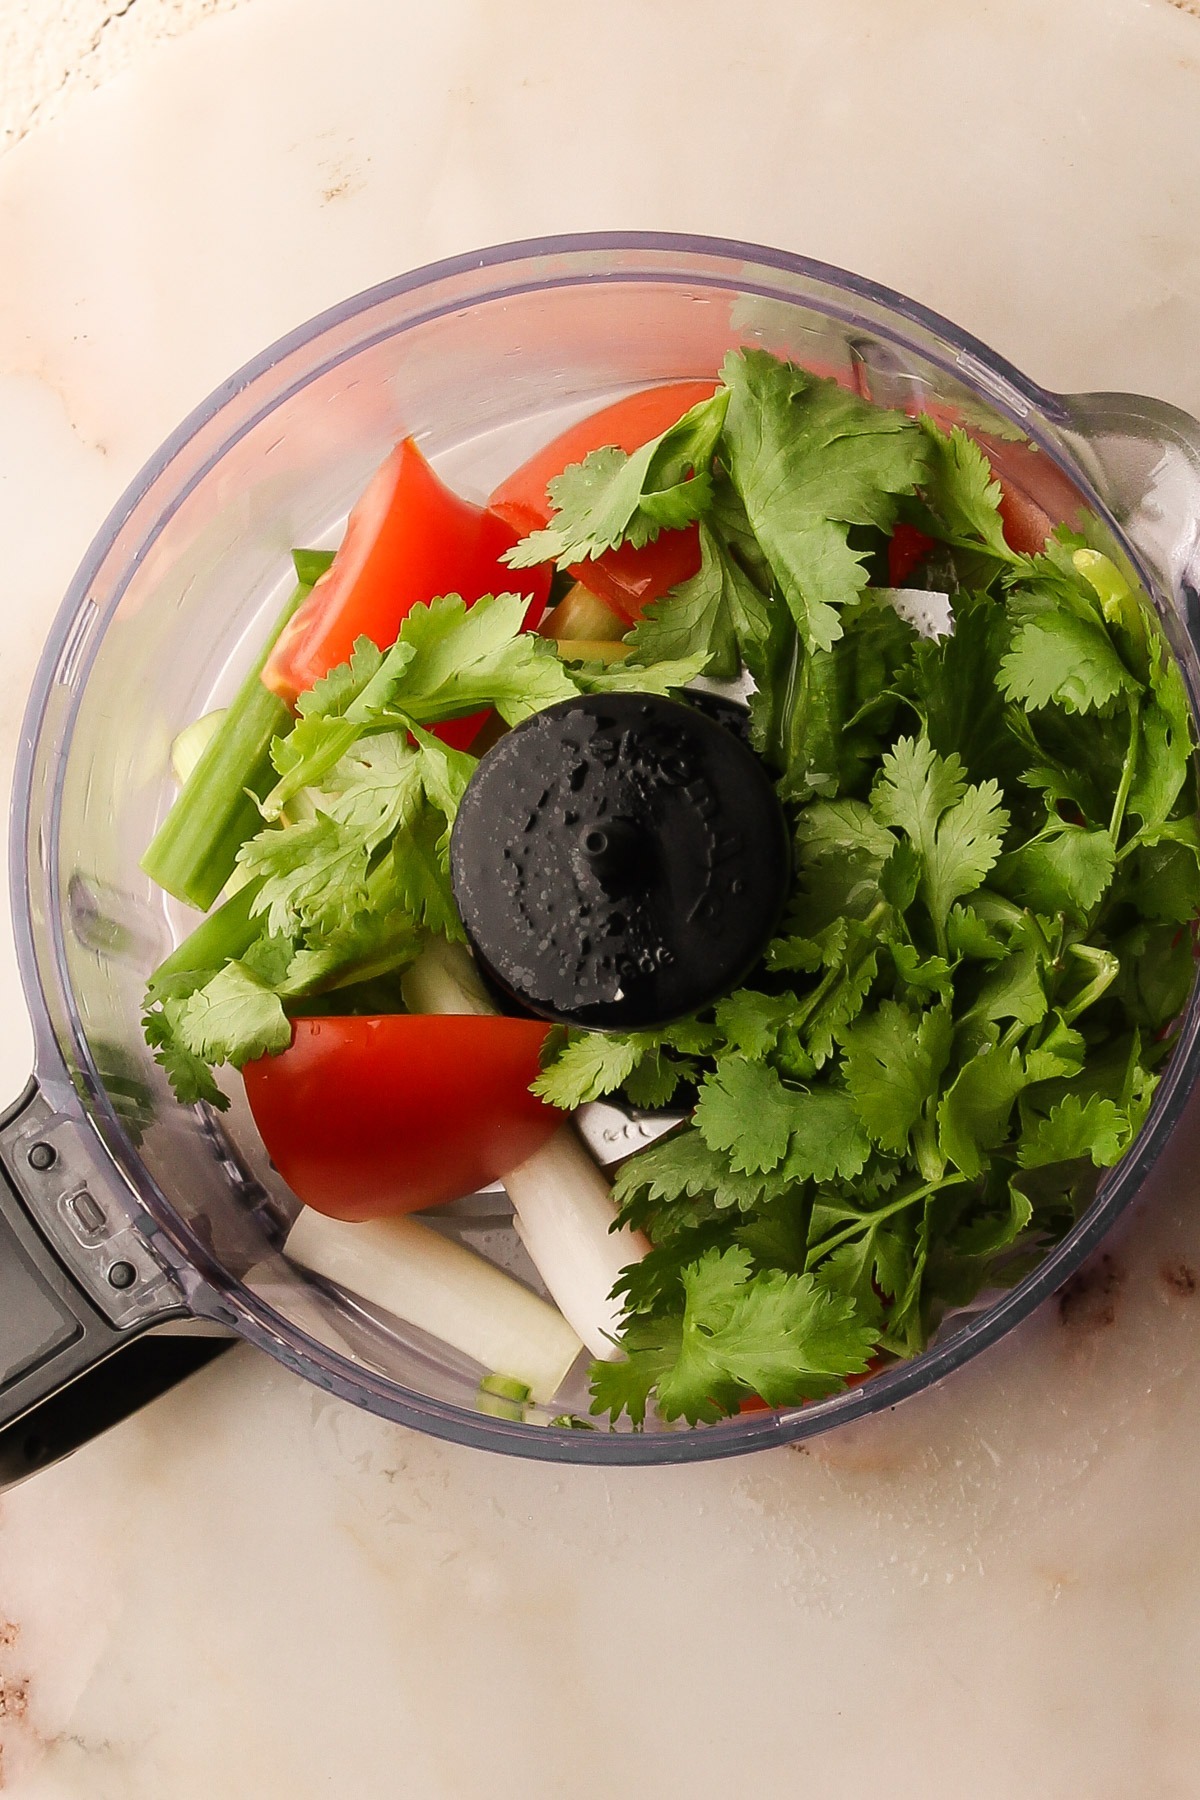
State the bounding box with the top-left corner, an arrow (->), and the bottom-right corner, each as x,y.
1057,390 -> 1200,625
0,1080 -> 233,1489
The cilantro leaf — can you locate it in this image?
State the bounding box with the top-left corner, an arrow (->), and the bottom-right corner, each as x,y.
1018,1094 -> 1129,1168
532,1033 -> 643,1109
917,420 -> 1014,560
906,591 -> 1017,787
504,390 -> 729,568
694,1058 -> 796,1174
872,734 -> 1009,932
650,1247 -> 875,1422
627,522 -> 768,678
611,1126 -> 777,1232
1024,1016 -> 1086,1083
566,651 -> 709,696
720,349 -> 928,652
594,1247 -> 875,1425
999,612 -> 1137,715
794,798 -> 897,864
841,1001 -> 953,1156
711,989 -> 798,1059
266,635 -> 416,814
143,1003 -> 228,1109
779,1087 -> 871,1183
937,1043 -> 1025,1179
175,961 -> 292,1069
239,814 -> 369,938
280,908 -> 424,997
996,825 -> 1116,919
323,731 -> 427,850
390,593 -> 579,725
388,807 -> 462,940
966,945 -> 1048,1028
1127,638 -> 1194,833
589,1313 -> 683,1428
946,903 -> 1009,960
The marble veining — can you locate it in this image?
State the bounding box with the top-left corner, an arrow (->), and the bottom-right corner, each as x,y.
1,0 -> 1200,1793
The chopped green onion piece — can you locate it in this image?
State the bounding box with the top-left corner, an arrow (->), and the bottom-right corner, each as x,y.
292,547 -> 336,587
141,569 -> 323,911
146,879 -> 264,1003
477,1373 -> 532,1420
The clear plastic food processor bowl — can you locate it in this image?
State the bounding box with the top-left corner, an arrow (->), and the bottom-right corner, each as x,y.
5,233 -> 1200,1476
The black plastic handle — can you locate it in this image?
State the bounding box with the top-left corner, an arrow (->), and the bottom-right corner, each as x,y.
0,1081 -> 232,1488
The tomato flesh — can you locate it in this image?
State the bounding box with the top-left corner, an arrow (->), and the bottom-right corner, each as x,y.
243,1015 -> 560,1220
263,437 -> 551,711
489,380 -> 719,624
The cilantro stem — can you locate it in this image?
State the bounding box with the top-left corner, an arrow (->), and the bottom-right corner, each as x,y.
791,901 -> 889,1033
803,1173 -> 967,1271
1060,943 -> 1119,1024
1107,695 -> 1140,846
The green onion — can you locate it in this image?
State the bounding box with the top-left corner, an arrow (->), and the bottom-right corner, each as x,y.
145,878 -> 264,1002
476,1373 -> 532,1421
140,549 -> 335,909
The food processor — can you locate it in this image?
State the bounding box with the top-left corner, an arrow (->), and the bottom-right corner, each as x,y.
3,232 -> 1199,1484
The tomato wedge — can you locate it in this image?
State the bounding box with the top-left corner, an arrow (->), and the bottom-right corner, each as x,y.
243,1015 -> 559,1221
263,437 -> 552,718
489,380 -> 718,625
887,522 -> 937,586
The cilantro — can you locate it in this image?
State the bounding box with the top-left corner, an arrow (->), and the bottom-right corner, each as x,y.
917,420 -> 1014,561
871,735 -> 1009,942
711,989 -> 797,1060
937,1044 -> 1025,1180
694,1058 -> 797,1174
1018,1094 -> 1129,1169
143,1003 -> 228,1110
627,522 -> 768,678
780,1087 -> 871,1183
504,390 -> 729,569
175,962 -> 292,1069
966,946 -> 1048,1028
1128,639 -> 1193,832
566,651 -> 709,696
533,1033 -> 643,1109
388,593 -> 579,725
610,1127 -> 776,1231
592,1247 -> 875,1426
841,1001 -> 952,1157
999,612 -> 1138,715
720,349 -> 928,653
238,814 -> 369,938
996,825 -> 1116,920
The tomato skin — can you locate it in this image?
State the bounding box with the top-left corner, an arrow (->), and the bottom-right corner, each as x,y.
263,437 -> 551,709
489,380 -> 718,624
888,523 -> 937,586
243,1015 -> 560,1220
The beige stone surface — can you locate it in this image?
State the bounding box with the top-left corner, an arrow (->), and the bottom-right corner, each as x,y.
0,0 -> 247,152
2,0 -> 1200,1794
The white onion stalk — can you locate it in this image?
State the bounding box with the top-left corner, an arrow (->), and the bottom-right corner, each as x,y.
401,940 -> 650,1358
286,1209 -> 582,1405
504,1125 -> 649,1359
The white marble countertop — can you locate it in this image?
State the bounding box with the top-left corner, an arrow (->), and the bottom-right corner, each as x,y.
3,2 -> 1200,1793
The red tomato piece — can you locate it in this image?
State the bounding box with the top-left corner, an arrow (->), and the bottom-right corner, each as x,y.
263,437 -> 552,709
888,522 -> 937,586
243,1015 -> 560,1221
996,483 -> 1055,556
489,379 -> 719,624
